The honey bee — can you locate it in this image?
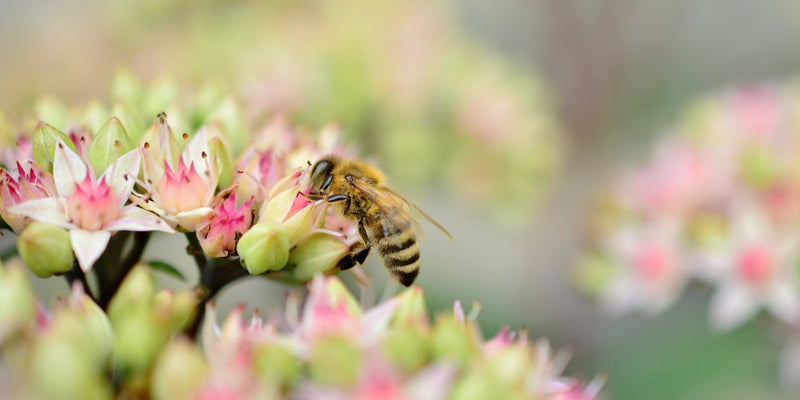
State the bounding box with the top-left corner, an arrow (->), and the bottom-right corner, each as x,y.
306,156 -> 452,286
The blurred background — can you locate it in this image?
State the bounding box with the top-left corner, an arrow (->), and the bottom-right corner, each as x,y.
3,0 -> 800,398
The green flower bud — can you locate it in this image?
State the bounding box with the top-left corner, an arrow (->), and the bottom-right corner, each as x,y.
381,327 -> 429,372
81,101 -> 109,134
111,70 -> 143,106
89,117 -> 133,173
486,346 -> 532,387
309,335 -> 362,387
113,310 -> 170,373
29,335 -> 112,400
237,223 -> 290,274
152,289 -> 199,332
143,76 -> 179,118
431,316 -> 476,366
34,95 -> 71,131
0,262 -> 36,333
253,343 -> 302,387
49,298 -> 113,367
451,366 -> 525,400
111,102 -> 145,143
392,286 -> 429,329
32,121 -> 75,171
108,265 -> 158,322
151,337 -> 208,400
18,221 -> 74,278
206,95 -> 247,153
259,188 -> 315,246
208,134 -> 234,189
289,233 -> 350,280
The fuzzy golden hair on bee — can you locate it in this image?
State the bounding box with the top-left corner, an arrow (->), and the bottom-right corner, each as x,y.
307,155 -> 451,286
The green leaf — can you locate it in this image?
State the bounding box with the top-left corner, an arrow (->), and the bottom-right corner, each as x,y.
147,261 -> 186,282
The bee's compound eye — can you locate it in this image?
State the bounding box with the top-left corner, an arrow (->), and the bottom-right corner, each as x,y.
311,160 -> 332,180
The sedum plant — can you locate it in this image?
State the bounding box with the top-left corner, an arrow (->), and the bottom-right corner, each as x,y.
0,80 -> 602,398
576,82 -> 800,387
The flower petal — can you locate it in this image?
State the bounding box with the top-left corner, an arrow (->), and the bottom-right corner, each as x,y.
709,283 -> 759,331
765,281 -> 800,325
70,229 -> 111,272
360,298 -> 398,346
173,207 -> 216,232
53,139 -> 88,197
100,147 -> 141,207
9,197 -> 70,228
105,206 -> 175,233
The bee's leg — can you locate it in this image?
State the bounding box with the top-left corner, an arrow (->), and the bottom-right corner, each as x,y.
337,241 -> 370,271
326,193 -> 351,215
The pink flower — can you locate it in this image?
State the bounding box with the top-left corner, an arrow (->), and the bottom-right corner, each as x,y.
197,191 -> 255,257
599,218 -> 688,314
10,139 -> 173,271
136,121 -> 219,231
704,205 -> 800,331
0,161 -> 56,233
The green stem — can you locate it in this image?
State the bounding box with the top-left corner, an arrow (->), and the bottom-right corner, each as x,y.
184,257 -> 249,337
64,261 -> 96,302
96,232 -> 151,310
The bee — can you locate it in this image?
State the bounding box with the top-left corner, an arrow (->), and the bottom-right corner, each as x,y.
306,156 -> 452,286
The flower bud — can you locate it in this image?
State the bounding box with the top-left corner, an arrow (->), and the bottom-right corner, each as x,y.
451,366 -> 523,400
112,102 -> 145,143
34,95 -> 71,131
29,335 -> 112,400
113,309 -> 171,372
32,121 -> 75,171
392,286 -> 429,329
81,101 -> 109,133
237,223 -> 290,274
289,233 -> 350,281
486,345 -> 532,387
381,327 -> 430,372
151,337 -> 209,400
49,292 -> 113,367
431,316 -> 477,366
18,221 -> 74,278
259,187 -> 316,246
108,265 -> 158,322
208,134 -> 234,189
152,289 -> 199,332
89,117 -> 133,173
309,335 -> 362,387
0,262 -> 35,335
253,343 -> 302,387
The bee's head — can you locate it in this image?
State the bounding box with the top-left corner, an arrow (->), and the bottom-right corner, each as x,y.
309,157 -> 337,194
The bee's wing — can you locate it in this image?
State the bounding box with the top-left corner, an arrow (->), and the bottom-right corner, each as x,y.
347,178 -> 453,241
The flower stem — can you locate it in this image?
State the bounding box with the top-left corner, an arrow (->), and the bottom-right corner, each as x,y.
64,262 -> 96,302
95,232 -> 152,309
184,257 -> 249,337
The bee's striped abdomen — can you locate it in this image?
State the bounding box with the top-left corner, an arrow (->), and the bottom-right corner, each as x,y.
376,228 -> 420,287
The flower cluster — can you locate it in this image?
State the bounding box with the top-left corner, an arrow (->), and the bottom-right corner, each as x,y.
0,261 -> 604,399
0,79 -> 364,288
576,83 -> 800,385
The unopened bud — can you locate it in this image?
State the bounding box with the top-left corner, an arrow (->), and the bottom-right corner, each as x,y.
32,121 -> 75,171
89,117 -> 133,173
237,223 -> 290,274
309,335 -> 362,387
18,221 -> 74,278
289,233 -> 350,281
108,265 -> 158,322
431,316 -> 476,366
381,327 -> 430,372
253,343 -> 302,387
0,262 -> 35,333
151,337 -> 208,400
392,286 -> 429,329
